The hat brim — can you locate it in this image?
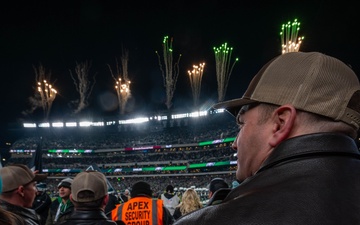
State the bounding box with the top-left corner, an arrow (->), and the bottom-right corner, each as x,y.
33,174 -> 47,182
213,98 -> 257,116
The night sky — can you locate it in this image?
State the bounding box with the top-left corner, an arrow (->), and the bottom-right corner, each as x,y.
0,0 -> 359,141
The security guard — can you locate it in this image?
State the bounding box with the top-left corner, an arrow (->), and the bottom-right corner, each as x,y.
111,181 -> 174,225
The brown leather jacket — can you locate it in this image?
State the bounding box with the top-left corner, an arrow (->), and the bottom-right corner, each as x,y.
0,199 -> 41,225
174,133 -> 360,225
57,210 -> 117,225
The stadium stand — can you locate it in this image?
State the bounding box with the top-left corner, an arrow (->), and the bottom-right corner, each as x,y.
5,110 -> 238,203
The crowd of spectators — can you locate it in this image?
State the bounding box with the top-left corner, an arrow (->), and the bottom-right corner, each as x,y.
43,173 -> 236,202
8,145 -> 235,169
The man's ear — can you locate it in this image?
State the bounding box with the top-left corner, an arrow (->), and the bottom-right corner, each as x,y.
69,194 -> 74,202
209,191 -> 213,198
16,186 -> 25,197
103,194 -> 109,205
269,104 -> 296,147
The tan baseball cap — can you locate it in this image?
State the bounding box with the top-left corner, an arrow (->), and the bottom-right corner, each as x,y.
71,171 -> 107,203
213,52 -> 360,129
0,164 -> 47,192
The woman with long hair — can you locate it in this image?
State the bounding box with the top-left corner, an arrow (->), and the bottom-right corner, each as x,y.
173,188 -> 203,220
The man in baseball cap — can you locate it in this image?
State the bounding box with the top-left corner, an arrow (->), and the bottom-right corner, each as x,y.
0,164 -> 47,225
58,171 -> 117,225
33,183 -> 52,225
174,52 -> 360,225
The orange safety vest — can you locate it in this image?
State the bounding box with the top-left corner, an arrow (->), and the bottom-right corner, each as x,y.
111,196 -> 164,225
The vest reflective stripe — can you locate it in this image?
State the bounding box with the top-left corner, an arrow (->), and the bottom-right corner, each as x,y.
114,197 -> 164,225
151,200 -> 158,224
111,205 -> 119,221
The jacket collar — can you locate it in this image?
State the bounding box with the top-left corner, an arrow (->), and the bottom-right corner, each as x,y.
68,210 -> 108,220
258,133 -> 360,173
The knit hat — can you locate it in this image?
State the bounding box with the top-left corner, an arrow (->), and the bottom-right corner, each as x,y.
131,181 -> 152,197
71,171 -> 107,202
213,52 -> 360,130
0,164 -> 47,192
58,178 -> 73,189
208,178 -> 229,193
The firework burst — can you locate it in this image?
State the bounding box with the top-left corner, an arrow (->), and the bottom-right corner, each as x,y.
188,62 -> 205,108
213,43 -> 238,102
280,18 -> 304,54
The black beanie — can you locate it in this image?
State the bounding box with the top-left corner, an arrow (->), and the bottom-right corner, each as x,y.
209,178 -> 229,193
131,181 -> 152,197
166,185 -> 174,193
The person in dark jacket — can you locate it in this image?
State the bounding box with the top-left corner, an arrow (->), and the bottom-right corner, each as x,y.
118,189 -> 130,204
57,171 -> 118,225
205,178 -> 230,206
174,52 -> 360,225
45,178 -> 74,225
32,183 -> 52,225
0,164 -> 48,225
104,189 -> 120,219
